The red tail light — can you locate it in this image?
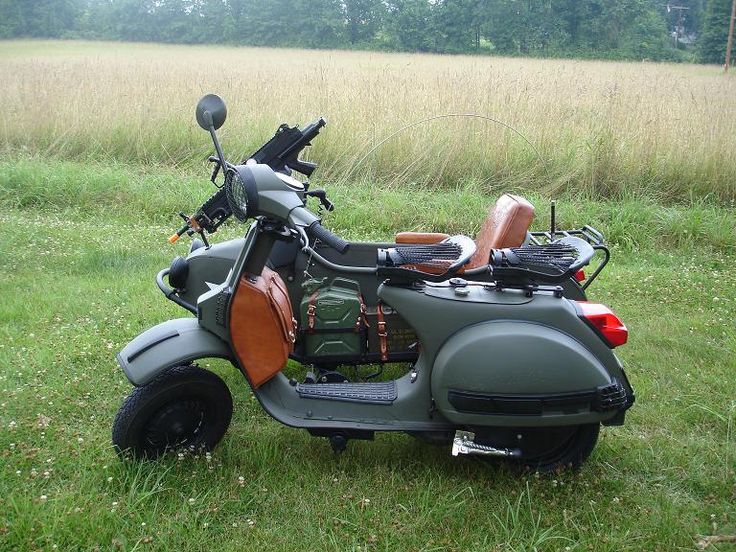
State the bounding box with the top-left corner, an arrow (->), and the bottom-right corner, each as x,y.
574,269 -> 586,282
577,302 -> 628,348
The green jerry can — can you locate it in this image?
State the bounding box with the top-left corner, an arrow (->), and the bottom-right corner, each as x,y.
299,277 -> 366,360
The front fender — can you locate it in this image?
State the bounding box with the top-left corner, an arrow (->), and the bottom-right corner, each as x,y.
117,318 -> 233,386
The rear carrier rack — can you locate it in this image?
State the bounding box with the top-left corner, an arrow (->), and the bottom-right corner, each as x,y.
529,225 -> 609,290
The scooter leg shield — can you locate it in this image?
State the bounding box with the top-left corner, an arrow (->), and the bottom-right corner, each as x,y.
174,238 -> 245,307
431,320 -> 625,427
117,318 -> 233,386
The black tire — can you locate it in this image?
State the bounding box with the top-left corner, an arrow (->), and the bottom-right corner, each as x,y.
476,424 -> 600,473
112,365 -> 233,459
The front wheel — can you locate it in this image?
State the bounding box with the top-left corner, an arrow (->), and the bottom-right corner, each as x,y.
112,365 -> 233,459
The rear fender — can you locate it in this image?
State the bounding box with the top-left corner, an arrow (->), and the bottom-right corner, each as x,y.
117,318 -> 233,386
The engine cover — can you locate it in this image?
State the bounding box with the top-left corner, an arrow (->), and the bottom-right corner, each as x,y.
431,320 -> 614,427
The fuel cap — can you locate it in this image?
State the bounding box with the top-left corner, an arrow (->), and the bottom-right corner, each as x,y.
449,277 -> 467,287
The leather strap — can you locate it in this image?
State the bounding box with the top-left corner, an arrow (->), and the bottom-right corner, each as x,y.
376,302 -> 389,362
356,294 -> 369,332
267,280 -> 293,341
306,291 -> 319,332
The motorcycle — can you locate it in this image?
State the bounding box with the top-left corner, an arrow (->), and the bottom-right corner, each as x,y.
111,94 -> 634,472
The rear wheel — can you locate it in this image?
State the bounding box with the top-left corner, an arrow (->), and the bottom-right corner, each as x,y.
112,365 -> 233,459
476,424 -> 600,473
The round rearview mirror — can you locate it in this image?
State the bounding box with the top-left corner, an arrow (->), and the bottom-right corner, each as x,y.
195,94 -> 227,131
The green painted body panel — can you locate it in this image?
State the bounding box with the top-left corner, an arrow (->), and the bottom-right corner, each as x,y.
117,318 -> 233,386
377,281 -> 626,427
430,321 -> 611,425
177,238 -> 245,307
196,223 -> 259,342
176,236 -> 585,368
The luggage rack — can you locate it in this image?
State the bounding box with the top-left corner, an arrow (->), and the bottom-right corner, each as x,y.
529,225 -> 609,290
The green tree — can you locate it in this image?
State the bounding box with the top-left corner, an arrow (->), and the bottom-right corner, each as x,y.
0,0 -> 82,38
483,0 -> 568,55
342,0 -> 384,45
237,0 -> 345,48
0,0 -> 22,38
384,0 -> 436,51
433,0 -> 488,53
0,0 -> 691,61
698,0 -> 734,63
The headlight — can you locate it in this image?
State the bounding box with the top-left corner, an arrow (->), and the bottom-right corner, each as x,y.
225,166 -> 259,222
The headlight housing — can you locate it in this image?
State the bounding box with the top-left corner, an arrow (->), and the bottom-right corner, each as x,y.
225,166 -> 258,221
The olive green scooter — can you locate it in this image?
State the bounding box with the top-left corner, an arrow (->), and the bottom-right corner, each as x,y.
112,95 -> 634,472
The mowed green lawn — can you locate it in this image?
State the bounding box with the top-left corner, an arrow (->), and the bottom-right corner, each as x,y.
0,159 -> 734,551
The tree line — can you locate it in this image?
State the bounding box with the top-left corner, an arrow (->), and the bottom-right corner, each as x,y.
0,0 -> 733,64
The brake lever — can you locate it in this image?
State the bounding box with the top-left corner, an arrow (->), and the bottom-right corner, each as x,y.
208,155 -> 224,187
305,189 -> 334,212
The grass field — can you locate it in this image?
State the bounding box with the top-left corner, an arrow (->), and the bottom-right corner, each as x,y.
1,40 -> 736,200
1,40 -> 735,551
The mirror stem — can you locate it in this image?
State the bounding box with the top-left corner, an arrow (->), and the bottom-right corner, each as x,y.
209,125 -> 227,173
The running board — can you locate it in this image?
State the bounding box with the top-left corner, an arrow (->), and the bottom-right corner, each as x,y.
295,381 -> 397,405
451,431 -> 521,458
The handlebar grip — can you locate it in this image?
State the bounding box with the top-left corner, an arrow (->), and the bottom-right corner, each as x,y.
308,221 -> 349,254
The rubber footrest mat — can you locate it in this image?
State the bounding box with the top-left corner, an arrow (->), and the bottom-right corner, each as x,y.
296,381 -> 397,404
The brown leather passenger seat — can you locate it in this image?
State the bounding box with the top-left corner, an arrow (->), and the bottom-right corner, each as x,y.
395,193 -> 535,269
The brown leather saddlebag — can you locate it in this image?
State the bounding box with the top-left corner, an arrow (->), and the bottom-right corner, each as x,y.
229,267 -> 296,388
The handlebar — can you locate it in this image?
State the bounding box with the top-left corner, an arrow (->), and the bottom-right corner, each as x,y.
170,117 -> 327,244
307,220 -> 350,254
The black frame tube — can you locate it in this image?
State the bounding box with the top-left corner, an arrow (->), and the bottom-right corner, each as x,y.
156,268 -> 197,314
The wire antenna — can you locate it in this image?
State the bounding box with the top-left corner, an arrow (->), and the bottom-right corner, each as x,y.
344,113 -> 550,182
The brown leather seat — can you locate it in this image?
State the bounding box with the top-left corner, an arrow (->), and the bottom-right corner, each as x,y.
394,193 -> 535,269
395,232 -> 451,244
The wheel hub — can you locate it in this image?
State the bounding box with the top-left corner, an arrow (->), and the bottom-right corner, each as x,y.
143,399 -> 207,452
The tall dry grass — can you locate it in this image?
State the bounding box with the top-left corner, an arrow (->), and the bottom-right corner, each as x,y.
1,40 -> 735,201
